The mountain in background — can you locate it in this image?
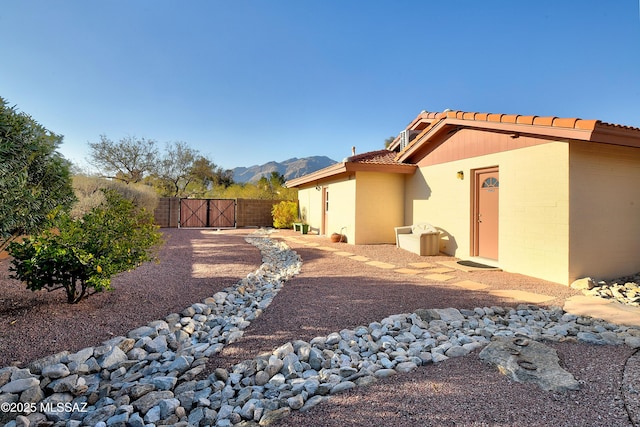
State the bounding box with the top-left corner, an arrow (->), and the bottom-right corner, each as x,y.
232,156 -> 337,183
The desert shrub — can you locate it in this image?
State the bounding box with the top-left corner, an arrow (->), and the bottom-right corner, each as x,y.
9,189 -> 163,303
71,175 -> 158,218
271,201 -> 299,229
0,97 -> 75,251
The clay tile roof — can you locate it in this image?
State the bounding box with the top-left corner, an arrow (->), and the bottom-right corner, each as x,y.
598,121 -> 640,131
347,149 -> 402,165
516,115 -> 536,125
417,110 -> 609,131
552,117 -> 578,128
533,116 -> 555,126
396,108 -> 640,160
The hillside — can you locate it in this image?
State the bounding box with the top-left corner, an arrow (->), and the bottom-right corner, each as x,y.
232,156 -> 337,183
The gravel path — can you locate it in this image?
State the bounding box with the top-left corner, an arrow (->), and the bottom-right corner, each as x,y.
0,229 -> 263,368
1,228 -> 637,426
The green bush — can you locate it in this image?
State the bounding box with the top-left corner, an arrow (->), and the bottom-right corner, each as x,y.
271,201 -> 299,229
9,189 -> 163,303
0,97 -> 75,252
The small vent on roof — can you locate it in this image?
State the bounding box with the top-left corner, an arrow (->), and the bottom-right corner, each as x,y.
399,129 -> 420,150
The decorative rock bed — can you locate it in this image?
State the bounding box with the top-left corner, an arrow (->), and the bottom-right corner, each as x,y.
571,275 -> 640,306
2,231 -> 640,427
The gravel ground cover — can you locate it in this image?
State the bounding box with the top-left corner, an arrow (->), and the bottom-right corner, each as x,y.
1,228 -> 638,426
0,229 -> 263,369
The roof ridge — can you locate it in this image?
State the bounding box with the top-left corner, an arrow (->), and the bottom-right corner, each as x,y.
417,109 -> 602,130
345,149 -> 410,166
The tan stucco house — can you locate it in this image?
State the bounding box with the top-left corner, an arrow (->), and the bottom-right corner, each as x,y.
286,110 -> 640,286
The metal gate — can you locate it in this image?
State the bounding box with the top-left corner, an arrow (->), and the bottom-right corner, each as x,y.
179,199 -> 236,228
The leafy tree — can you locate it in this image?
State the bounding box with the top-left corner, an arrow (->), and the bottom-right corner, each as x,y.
0,97 -> 75,252
154,141 -> 198,197
88,135 -> 159,184
384,136 -> 396,149
256,171 -> 289,199
9,189 -> 163,304
212,177 -> 297,201
185,156 -> 234,196
146,143 -> 233,197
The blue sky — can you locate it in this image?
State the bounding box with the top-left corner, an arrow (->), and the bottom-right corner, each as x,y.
2,1 -> 639,170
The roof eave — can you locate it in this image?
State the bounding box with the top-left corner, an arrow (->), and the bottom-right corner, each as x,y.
285,162 -> 417,188
396,118 -> 601,163
345,162 -> 417,174
396,118 -> 450,162
443,118 -> 596,141
285,162 -> 348,188
590,123 -> 640,148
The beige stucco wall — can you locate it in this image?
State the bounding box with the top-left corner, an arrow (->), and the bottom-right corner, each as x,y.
404,161 -> 472,256
354,172 -> 405,244
324,177 -> 357,242
295,171 -> 405,244
406,141 -> 571,284
499,142 -> 570,284
296,185 -> 323,232
568,141 -> 640,281
295,176 -> 357,242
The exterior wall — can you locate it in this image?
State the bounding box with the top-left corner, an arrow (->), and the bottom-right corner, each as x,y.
296,177 -> 357,242
406,132 -> 571,284
499,142 -> 569,284
404,160 -> 473,256
297,172 -> 404,244
568,141 -> 640,281
354,172 -> 405,244
297,186 -> 323,232
324,177 -> 357,243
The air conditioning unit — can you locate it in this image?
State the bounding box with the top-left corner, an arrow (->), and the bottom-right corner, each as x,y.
399,129 -> 419,150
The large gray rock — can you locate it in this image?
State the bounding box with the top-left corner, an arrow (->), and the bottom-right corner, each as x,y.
82,404 -> 116,426
168,355 -> 193,374
42,363 -> 70,379
479,337 -> 580,392
19,385 -> 44,403
65,347 -> 94,365
128,326 -> 157,340
46,374 -> 78,393
259,407 -> 291,425
27,351 -> 69,375
132,390 -> 174,414
434,308 -> 466,323
144,335 -> 168,354
1,378 -> 40,394
98,346 -> 127,370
